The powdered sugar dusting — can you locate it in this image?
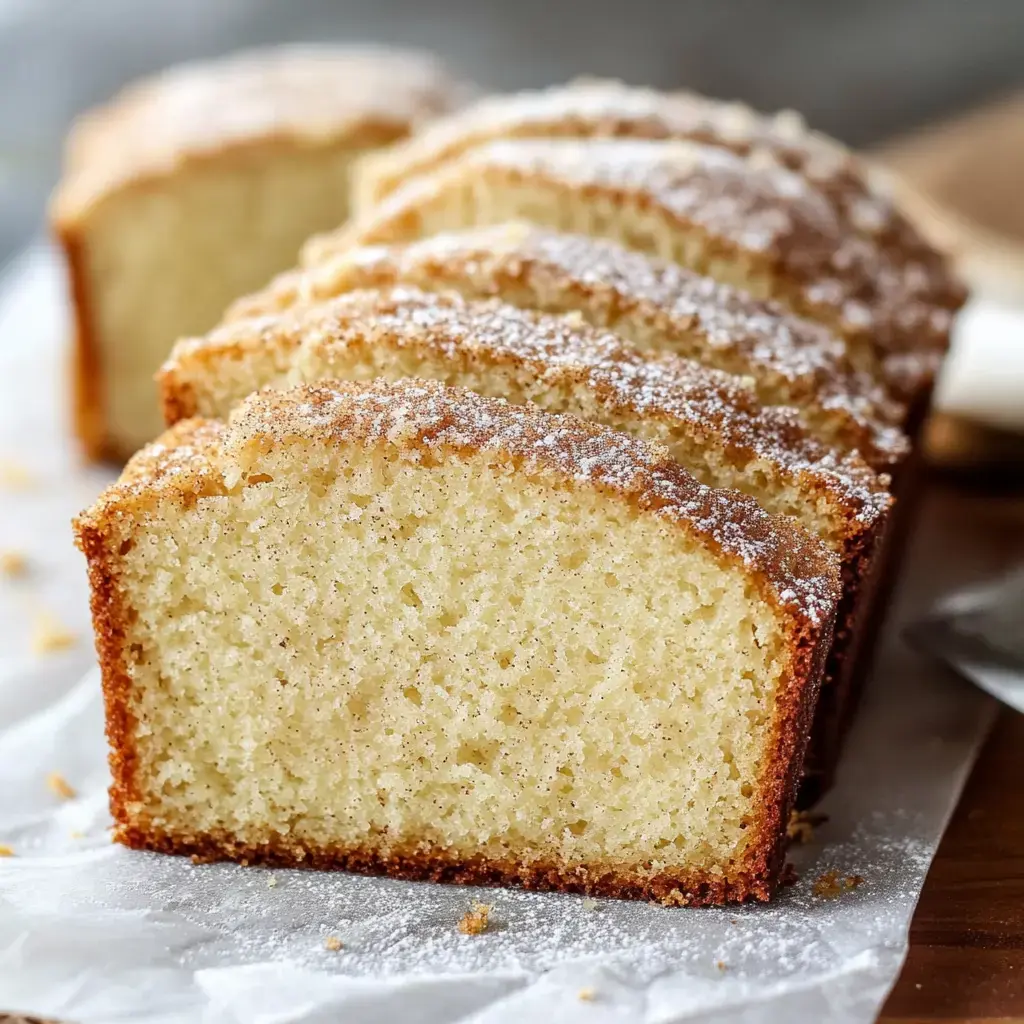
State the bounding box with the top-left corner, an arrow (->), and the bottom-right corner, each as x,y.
224,378 -> 840,624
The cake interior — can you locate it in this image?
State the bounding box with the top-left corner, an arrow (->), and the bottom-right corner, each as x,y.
165,312 -> 856,556
108,436 -> 796,886
78,142 -> 368,456
339,147 -> 885,379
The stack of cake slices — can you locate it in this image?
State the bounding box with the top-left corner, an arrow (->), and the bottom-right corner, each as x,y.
74,79 -> 965,904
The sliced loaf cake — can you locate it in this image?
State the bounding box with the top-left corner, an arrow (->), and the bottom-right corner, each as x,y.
161,287 -> 890,797
75,379 -> 840,904
310,136 -> 954,406
231,224 -> 907,471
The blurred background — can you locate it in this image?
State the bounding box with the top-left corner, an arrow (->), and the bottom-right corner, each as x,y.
3,0 -> 1024,267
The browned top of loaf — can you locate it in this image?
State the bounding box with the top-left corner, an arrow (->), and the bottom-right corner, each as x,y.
52,45 -> 468,222
329,136 -> 956,393
356,79 -> 965,310
83,378 -> 838,627
246,222 -> 907,441
169,286 -> 890,530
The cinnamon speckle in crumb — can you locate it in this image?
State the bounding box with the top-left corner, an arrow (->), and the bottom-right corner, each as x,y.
47,772 -> 76,799
30,611 -> 77,654
324,935 -> 343,951
578,988 -> 596,1001
0,845 -> 13,857
813,870 -> 864,898
0,550 -> 27,577
458,903 -> 491,935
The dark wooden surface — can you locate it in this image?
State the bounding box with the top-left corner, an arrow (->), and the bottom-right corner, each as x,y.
880,707 -> 1024,1023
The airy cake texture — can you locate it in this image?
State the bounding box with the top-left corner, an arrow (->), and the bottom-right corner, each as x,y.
236,224 -> 908,471
51,45 -> 469,460
162,284 -> 891,799
75,379 -> 840,904
313,135 -> 958,405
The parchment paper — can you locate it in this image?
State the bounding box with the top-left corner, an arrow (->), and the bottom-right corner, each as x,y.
0,248 -> 1012,1024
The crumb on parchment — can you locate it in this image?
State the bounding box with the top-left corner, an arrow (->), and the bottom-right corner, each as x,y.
813,870 -> 864,898
0,845 -> 13,857
30,610 -> 77,654
458,903 -> 491,935
0,550 -> 27,577
716,960 -> 727,971
47,772 -> 76,800
267,875 -> 278,888
578,988 -> 596,1001
581,897 -> 598,910
0,457 -> 35,491
324,935 -> 343,951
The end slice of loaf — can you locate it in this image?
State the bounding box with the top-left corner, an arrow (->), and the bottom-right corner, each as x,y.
51,45 -> 469,461
75,378 -> 839,904
353,77 -> 965,313
233,224 -> 907,470
313,136 -> 952,404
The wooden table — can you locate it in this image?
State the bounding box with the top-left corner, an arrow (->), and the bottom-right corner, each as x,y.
881,707 -> 1024,1023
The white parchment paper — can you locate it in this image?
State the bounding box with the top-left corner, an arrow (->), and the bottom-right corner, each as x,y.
0,248 -> 1012,1024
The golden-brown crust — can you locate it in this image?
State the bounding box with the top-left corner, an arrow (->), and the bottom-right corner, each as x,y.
164,285 -> 891,534
325,137 -> 960,403
241,223 -> 909,469
354,78 -> 965,310
78,384 -> 836,904
74,419 -> 228,827
51,46 -> 470,226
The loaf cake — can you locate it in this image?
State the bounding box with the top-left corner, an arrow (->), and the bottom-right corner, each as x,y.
234,224 -> 907,471
51,45 -> 469,461
163,281 -> 891,799
312,135 -> 959,408
75,378 -> 840,904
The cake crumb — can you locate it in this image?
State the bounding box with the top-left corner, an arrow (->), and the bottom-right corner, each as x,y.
787,809 -> 828,845
267,875 -> 278,888
30,610 -> 77,654
47,772 -> 76,800
577,988 -> 596,1002
324,935 -> 343,951
0,550 -> 27,577
813,870 -> 864,898
458,903 -> 491,935
716,960 -> 728,972
0,457 -> 35,490
581,897 -> 598,910
70,830 -> 84,839
0,845 -> 13,857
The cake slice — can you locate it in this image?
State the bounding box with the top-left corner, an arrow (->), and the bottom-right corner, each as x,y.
309,136 -> 955,406
352,77 -> 965,312
162,287 -> 889,799
230,224 -> 907,471
75,379 -> 839,904
51,45 -> 469,461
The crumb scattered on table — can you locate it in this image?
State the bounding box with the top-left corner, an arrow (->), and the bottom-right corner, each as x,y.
716,960 -> 727,972
581,897 -> 598,910
0,457 -> 35,490
458,903 -> 491,935
47,772 -> 76,800
577,988 -> 596,1001
0,844 -> 13,857
0,550 -> 27,577
267,875 -> 278,888
70,829 -> 84,839
813,870 -> 864,899
324,935 -> 343,951
30,610 -> 77,654
786,809 -> 828,845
